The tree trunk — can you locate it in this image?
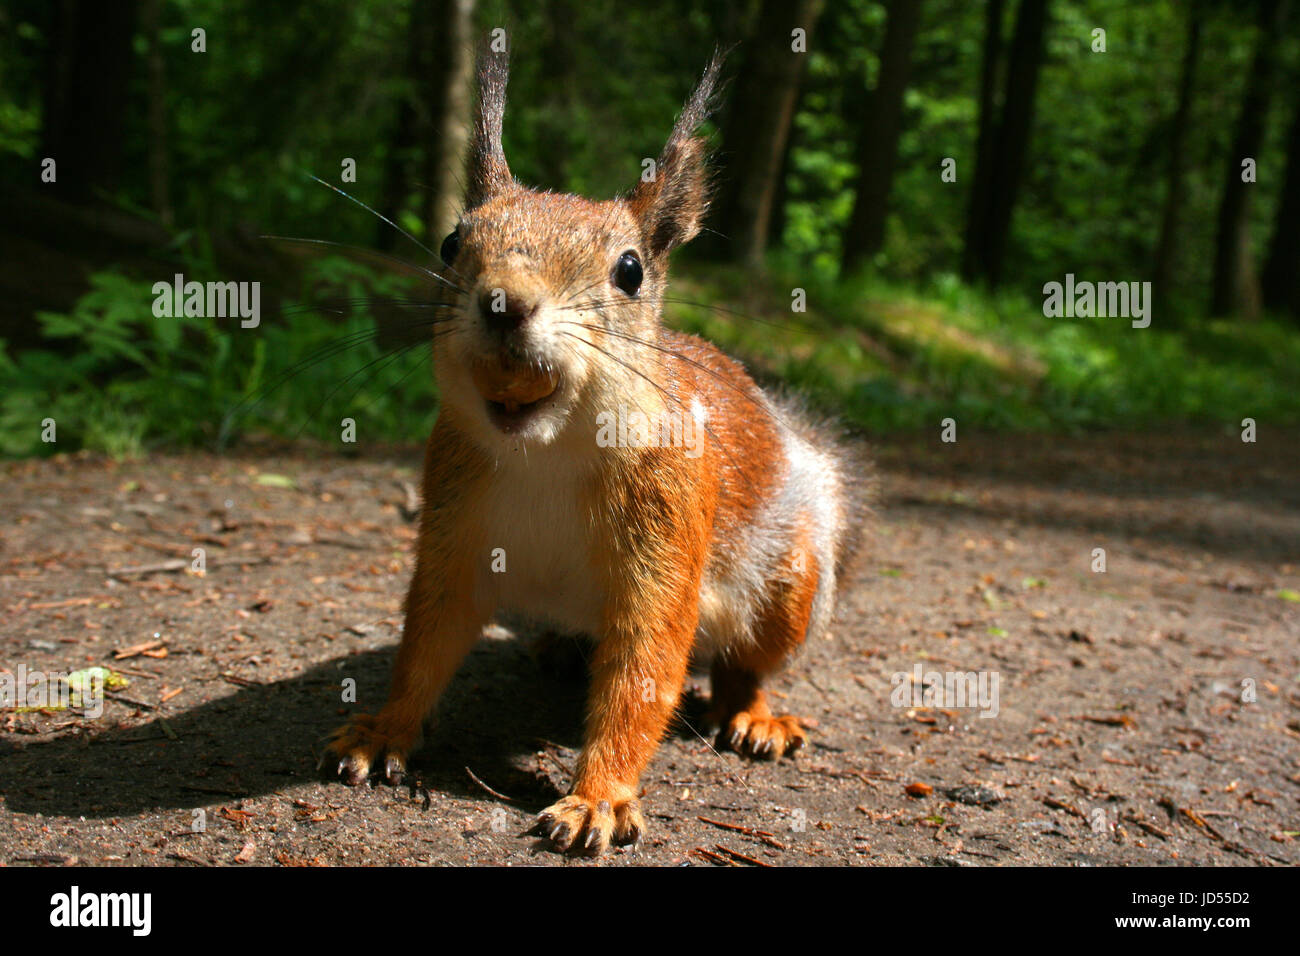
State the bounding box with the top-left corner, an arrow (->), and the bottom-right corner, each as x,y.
39,0 -> 140,203
840,0 -> 925,275
534,0 -> 579,190
978,0 -> 1049,287
1260,79 -> 1300,318
422,0 -> 475,243
142,0 -> 172,228
376,0 -> 475,253
375,2 -> 422,253
961,0 -> 1006,283
768,117 -> 797,252
1210,0 -> 1287,316
1151,4 -> 1202,304
705,0 -> 825,267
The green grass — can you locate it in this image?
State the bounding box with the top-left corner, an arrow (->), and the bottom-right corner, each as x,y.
0,258 -> 437,458
3,258 -> 1297,458
668,264 -> 1300,435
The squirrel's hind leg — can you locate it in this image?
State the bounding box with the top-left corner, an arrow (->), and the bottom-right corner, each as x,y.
706,527 -> 825,760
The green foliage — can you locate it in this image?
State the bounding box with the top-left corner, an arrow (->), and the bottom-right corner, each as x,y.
0,0 -> 1296,458
0,258 -> 438,458
4,253 -> 1296,457
668,263 -> 1300,434
786,0 -> 1299,304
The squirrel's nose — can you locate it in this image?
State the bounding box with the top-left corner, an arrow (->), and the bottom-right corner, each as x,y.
479,289 -> 538,335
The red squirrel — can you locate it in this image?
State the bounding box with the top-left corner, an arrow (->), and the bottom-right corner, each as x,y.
321,50 -> 864,854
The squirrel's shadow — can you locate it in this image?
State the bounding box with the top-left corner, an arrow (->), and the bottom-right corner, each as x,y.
0,627 -> 715,820
2,631 -> 577,818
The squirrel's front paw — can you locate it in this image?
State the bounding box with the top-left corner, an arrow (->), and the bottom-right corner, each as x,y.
318,714 -> 415,786
532,793 -> 645,855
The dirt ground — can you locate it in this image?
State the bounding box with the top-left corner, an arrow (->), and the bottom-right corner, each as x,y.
2,430 -> 1297,867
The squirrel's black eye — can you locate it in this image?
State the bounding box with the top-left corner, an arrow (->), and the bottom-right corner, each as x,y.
613,251 -> 642,296
440,230 -> 460,265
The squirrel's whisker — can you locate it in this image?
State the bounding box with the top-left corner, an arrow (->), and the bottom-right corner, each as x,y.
274,299 -> 460,322
261,235 -> 466,294
220,319 -> 450,440
557,330 -> 770,505
289,332 -> 444,441
349,347 -> 431,424
560,293 -> 791,333
557,320 -> 802,440
304,174 -> 444,267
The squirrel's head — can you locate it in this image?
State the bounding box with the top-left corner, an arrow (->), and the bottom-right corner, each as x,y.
433,49 -> 722,451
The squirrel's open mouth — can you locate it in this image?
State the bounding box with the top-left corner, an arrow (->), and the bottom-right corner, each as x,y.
484,391 -> 556,432
471,359 -> 561,434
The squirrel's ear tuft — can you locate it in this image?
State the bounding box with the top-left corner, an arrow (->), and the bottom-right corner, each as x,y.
629,52 -> 725,258
466,48 -> 513,208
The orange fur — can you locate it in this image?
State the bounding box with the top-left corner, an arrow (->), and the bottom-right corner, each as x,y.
319,50 -> 863,855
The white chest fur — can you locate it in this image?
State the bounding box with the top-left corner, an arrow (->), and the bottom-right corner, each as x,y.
473,445 -> 606,636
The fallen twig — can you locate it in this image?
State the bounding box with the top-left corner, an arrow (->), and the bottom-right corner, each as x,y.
689,847 -> 731,866
1123,814 -> 1171,840
465,766 -> 512,802
106,692 -> 156,711
712,843 -> 773,867
1042,796 -> 1086,819
113,639 -> 166,660
104,556 -> 273,578
697,815 -> 785,849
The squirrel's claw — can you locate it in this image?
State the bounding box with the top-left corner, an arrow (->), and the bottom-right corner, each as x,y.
721,711 -> 809,760
319,714 -> 413,787
532,794 -> 642,856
